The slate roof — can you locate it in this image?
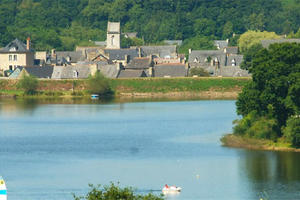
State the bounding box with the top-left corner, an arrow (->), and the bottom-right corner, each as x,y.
226,55 -> 244,66
117,69 -> 147,78
261,39 -> 300,48
104,48 -> 139,61
52,65 -> 91,79
224,46 -> 239,54
141,45 -> 177,58
154,64 -> 187,77
95,41 -> 107,46
189,50 -> 226,66
24,66 -> 54,78
55,51 -> 85,63
123,32 -> 137,38
0,38 -> 33,53
219,66 -> 250,77
125,57 -> 152,69
163,40 -> 183,46
9,67 -> 23,79
214,40 -> 228,49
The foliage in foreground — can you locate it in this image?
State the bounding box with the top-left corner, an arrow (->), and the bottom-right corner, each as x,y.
189,67 -> 210,77
283,117 -> 300,148
73,183 -> 163,200
87,72 -> 113,96
235,43 -> 300,147
17,75 -> 38,95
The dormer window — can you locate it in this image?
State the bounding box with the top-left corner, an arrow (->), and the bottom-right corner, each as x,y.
73,70 -> 78,78
231,59 -> 236,66
9,47 -> 16,52
194,58 -> 199,63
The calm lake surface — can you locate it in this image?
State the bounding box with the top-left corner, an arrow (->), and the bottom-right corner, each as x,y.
0,99 -> 300,200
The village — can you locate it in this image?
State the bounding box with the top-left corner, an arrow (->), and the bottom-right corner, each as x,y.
0,21 -> 299,80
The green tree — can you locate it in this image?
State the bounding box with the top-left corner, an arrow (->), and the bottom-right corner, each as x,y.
283,117 -> 300,147
17,74 -> 39,95
87,72 -> 113,96
236,43 -> 300,140
238,30 -> 280,52
73,183 -> 163,200
240,43 -> 264,70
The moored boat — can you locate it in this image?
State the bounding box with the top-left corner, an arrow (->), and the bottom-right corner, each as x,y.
0,176 -> 7,200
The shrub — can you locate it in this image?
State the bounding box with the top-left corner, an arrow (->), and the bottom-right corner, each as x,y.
73,183 -> 163,200
233,111 -> 278,141
283,117 -> 300,148
247,117 -> 278,141
233,111 -> 258,136
17,75 -> 38,95
87,72 -> 113,96
189,67 -> 210,77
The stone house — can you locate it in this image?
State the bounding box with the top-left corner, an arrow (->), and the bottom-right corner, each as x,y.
261,39 -> 300,48
0,38 -> 34,75
188,49 -> 249,77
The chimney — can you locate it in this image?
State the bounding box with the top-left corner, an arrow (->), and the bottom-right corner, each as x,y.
26,37 -> 31,50
125,54 -> 129,64
188,48 -> 192,54
148,67 -> 153,77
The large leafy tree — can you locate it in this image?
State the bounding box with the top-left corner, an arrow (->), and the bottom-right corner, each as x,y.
237,43 -> 300,131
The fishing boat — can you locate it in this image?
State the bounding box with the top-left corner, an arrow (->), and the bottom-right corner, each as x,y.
162,184 -> 181,194
0,176 -> 7,200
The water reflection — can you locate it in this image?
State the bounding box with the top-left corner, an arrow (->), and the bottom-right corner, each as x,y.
239,150 -> 300,199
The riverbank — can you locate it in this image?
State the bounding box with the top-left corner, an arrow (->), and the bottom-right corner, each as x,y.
221,134 -> 300,152
0,77 -> 250,99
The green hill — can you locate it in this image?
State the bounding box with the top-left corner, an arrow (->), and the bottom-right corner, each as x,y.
0,0 -> 298,51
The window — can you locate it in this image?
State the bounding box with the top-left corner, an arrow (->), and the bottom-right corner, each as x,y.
9,55 -> 12,61
111,35 -> 114,46
9,65 -> 12,70
73,70 -> 78,78
14,55 -> 17,61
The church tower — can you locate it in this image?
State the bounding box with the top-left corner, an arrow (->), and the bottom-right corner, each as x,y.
106,22 -> 121,49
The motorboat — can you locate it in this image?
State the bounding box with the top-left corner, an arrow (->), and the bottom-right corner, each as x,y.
0,176 -> 7,200
162,184 -> 182,195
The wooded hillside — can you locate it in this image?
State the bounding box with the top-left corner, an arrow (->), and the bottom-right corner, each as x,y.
0,0 -> 299,51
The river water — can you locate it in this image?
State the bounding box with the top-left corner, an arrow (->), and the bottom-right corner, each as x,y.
0,99 -> 300,200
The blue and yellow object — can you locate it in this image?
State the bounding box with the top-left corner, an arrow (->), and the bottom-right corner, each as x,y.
0,176 -> 7,200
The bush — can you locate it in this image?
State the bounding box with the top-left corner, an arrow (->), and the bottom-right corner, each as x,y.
87,72 -> 113,96
283,117 -> 300,148
233,111 -> 278,141
247,117 -> 278,140
189,67 -> 210,77
73,183 -> 163,200
17,75 -> 38,95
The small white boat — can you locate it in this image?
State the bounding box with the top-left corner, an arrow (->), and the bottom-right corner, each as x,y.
162,184 -> 182,195
0,176 -> 7,200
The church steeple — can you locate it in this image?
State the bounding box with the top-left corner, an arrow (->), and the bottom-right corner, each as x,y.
106,22 -> 121,49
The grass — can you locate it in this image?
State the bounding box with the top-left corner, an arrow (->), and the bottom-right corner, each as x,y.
110,77 -> 251,93
0,77 -> 251,98
221,134 -> 300,152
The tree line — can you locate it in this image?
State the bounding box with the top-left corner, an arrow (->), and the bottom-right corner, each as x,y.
1,0 -> 300,51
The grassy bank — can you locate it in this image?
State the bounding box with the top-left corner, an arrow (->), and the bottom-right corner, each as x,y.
221,134 -> 300,152
0,77 -> 251,99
